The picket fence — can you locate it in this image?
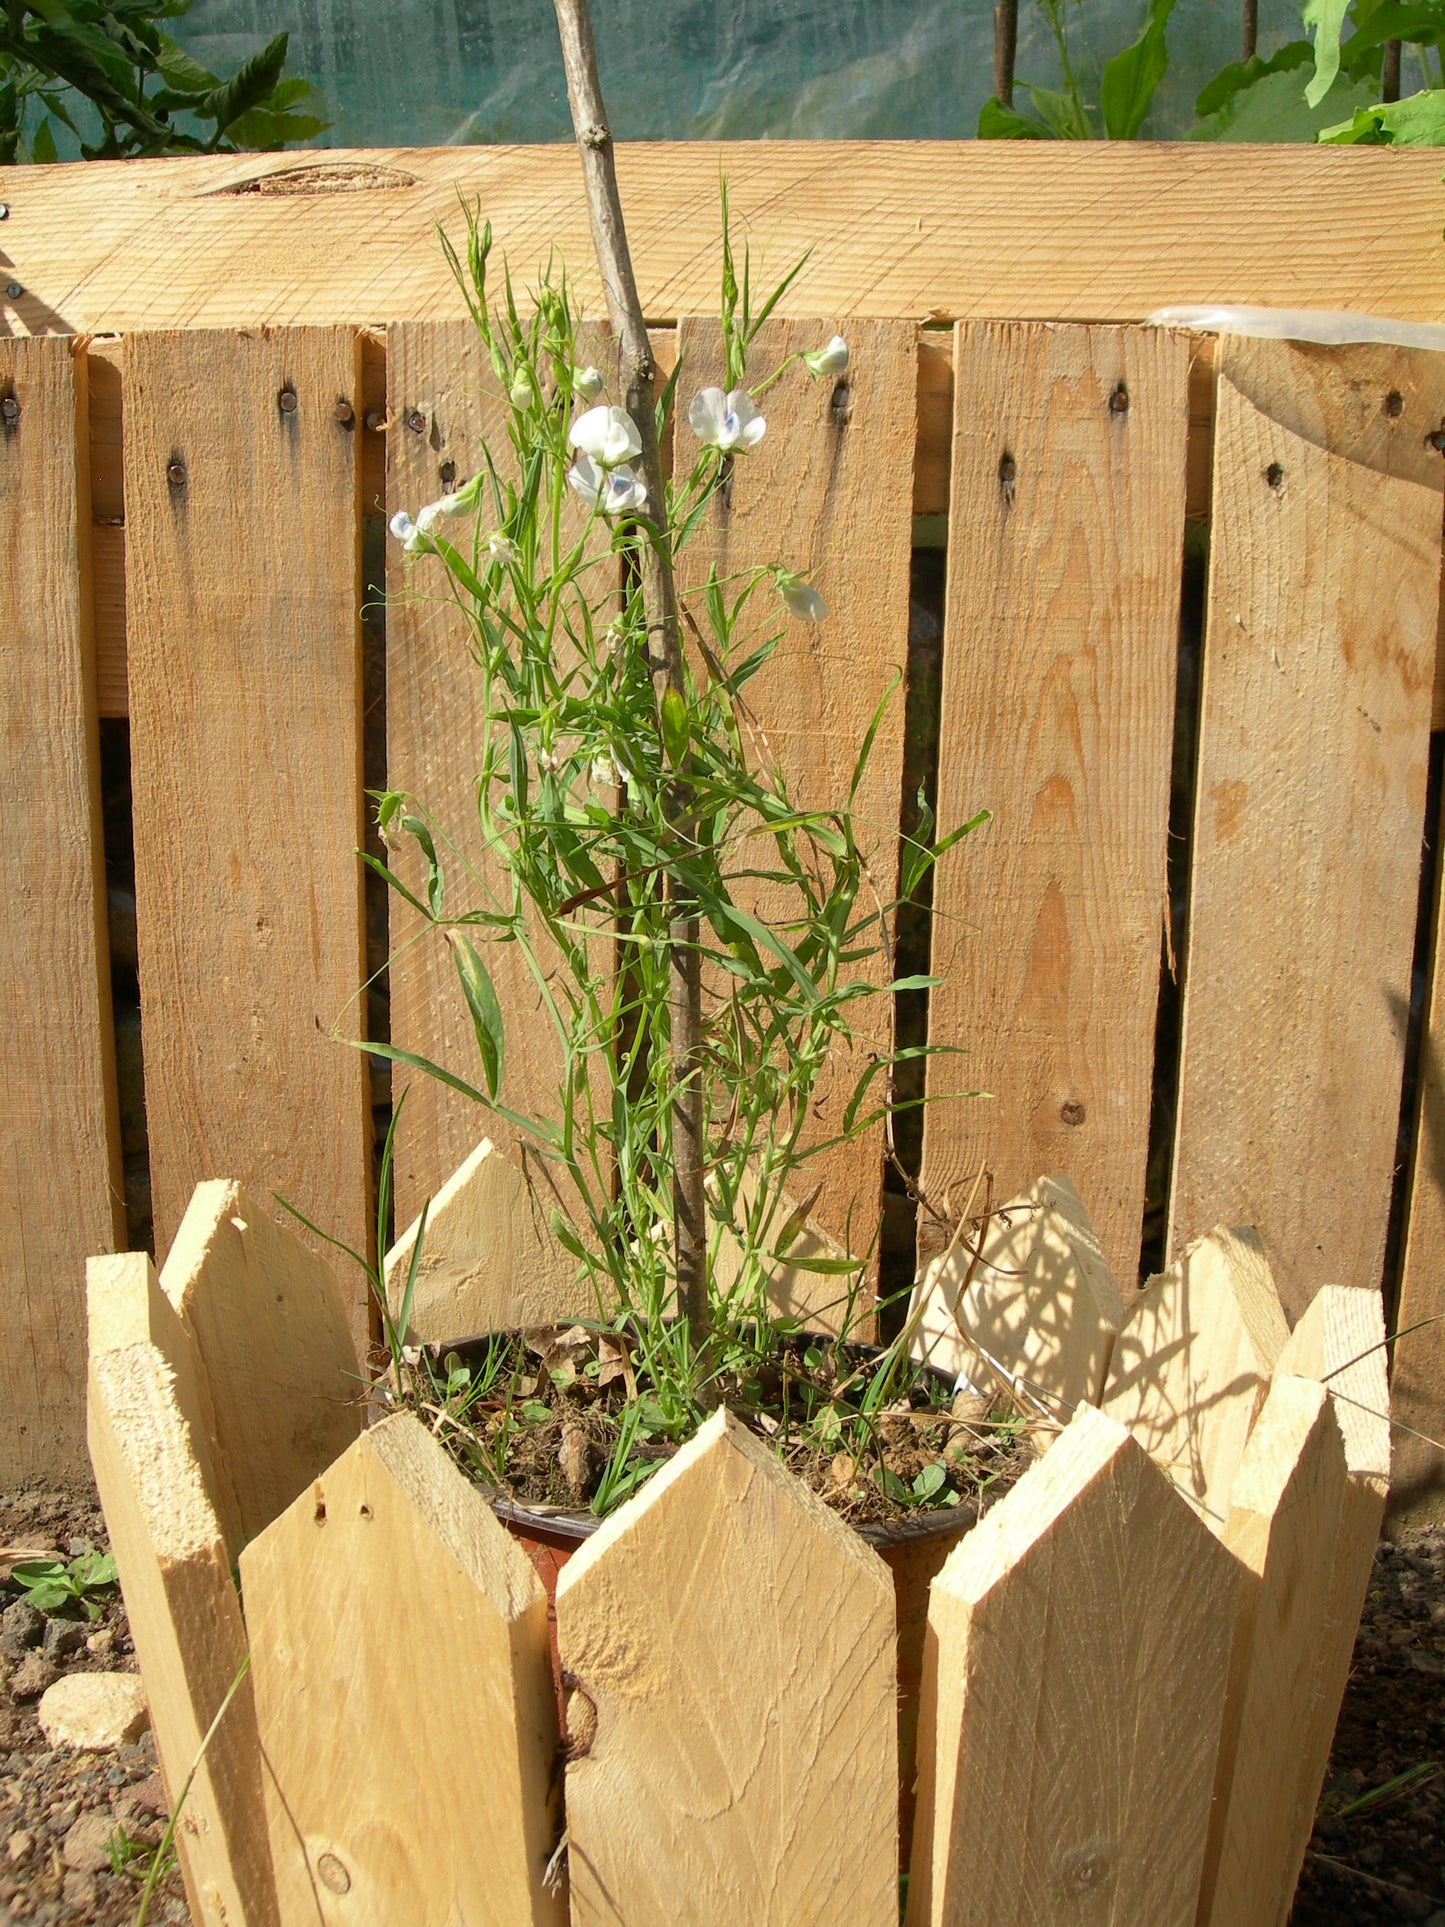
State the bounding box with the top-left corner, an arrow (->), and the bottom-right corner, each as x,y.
85,1161 -> 1390,1926
3,140 -> 1444,1524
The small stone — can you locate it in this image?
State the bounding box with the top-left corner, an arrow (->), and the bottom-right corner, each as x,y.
38,1673 -> 148,1751
127,1771 -> 167,1818
558,1424 -> 598,1499
61,1811 -> 116,1874
829,1452 -> 855,1488
62,1868 -> 98,1908
40,1620 -> 84,1665
8,1652 -> 57,1700
5,1831 -> 33,1865
0,1601 -> 41,1661
84,1628 -> 115,1659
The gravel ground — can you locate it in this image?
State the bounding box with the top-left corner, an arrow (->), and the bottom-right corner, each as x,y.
0,1482 -> 1439,1924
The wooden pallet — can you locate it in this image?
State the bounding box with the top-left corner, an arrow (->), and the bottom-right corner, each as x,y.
4,148 -> 1443,1520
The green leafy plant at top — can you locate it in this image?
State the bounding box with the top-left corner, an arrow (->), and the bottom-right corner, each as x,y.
356,194 -> 989,1514
10,1548 -> 118,1618
978,0 -> 1177,140
0,0 -> 327,164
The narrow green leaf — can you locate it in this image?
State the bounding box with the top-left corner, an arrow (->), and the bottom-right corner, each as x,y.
448,932 -> 505,1100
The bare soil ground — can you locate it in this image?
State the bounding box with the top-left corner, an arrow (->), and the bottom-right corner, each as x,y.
0,1480 -> 1438,1924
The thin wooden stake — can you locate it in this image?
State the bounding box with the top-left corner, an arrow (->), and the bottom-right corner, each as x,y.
994,0 -> 1019,106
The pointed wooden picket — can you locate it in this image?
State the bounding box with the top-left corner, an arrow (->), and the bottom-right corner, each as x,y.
87,1337 -> 277,1927
1196,1374 -> 1349,1927
238,1412 -> 564,1926
907,1175 -> 1125,1420
1101,1224 -> 1289,1531
557,1407 -> 898,1927
383,1136 -> 586,1340
161,1179 -> 362,1553
907,1404 -> 1237,1927
1274,1292 -> 1390,1916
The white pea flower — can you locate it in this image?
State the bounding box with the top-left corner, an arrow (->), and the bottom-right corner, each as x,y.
688,386 -> 766,452
537,746 -> 562,776
590,753 -> 622,790
777,570 -> 827,622
573,365 -> 605,403
389,502 -> 446,552
488,533 -> 520,564
569,404 -> 642,469
803,335 -> 849,378
568,454 -> 647,516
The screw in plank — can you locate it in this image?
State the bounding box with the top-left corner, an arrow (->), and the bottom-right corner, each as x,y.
1426,427 -> 1445,453
278,386 -> 299,417
1385,390 -> 1404,419
1264,462 -> 1284,489
334,398 -> 355,426
406,408 -> 426,435
1,395 -> 19,428
364,410 -> 385,432
439,459 -> 457,490
0,204 -> 10,220
167,459 -> 187,489
1060,1099 -> 1086,1126
1109,382 -> 1129,416
5,282 -> 20,300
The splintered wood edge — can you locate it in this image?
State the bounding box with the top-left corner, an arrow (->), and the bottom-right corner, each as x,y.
556,1407 -> 893,1604
87,1252 -> 171,1358
90,1342 -> 222,1562
363,1412 -> 544,1622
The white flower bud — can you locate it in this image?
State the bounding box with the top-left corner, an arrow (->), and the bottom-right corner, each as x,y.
803,335 -> 850,378
777,571 -> 827,622
573,365 -> 605,403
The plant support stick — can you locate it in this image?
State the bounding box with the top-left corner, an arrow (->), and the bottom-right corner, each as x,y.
552,0 -> 709,1360
994,0 -> 1018,106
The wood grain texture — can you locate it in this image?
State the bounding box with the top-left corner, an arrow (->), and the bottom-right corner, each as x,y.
239,1413 -> 564,1927
8,146 -> 1445,335
383,1137 -> 582,1340
557,1407 -> 898,1927
919,322 -> 1190,1288
1276,1287 -> 1390,1897
124,327 -> 372,1313
908,1175 -> 1125,1420
1102,1225 -> 1289,1534
1197,1375 -> 1348,1927
1,334 -> 123,1482
88,1340 -> 278,1927
1169,338 -> 1444,1320
1394,767 -> 1445,1521
906,1405 -> 1237,1927
677,318 -> 915,1290
160,1179 -> 362,1557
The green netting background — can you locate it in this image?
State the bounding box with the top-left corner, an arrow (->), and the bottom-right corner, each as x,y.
173,0 -> 1329,151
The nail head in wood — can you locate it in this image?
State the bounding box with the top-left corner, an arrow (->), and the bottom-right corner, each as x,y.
317,1852 -> 351,1895
166,459 -> 186,488
334,398 -> 355,426
278,386 -> 299,417
1,396 -> 18,427
1385,390 -> 1404,419
406,408 -> 426,435
1109,382 -> 1129,416
1265,461 -> 1285,488
1060,1099 -> 1086,1126
999,453 -> 1017,489
5,282 -> 21,300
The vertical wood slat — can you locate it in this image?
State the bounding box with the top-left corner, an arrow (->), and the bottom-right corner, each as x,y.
1,335 -> 123,1481
676,318 -> 916,1287
1197,1375 -> 1348,1927
558,1407 -> 899,1927
124,329 -> 371,1324
87,1256 -> 278,1926
1170,337 -> 1444,1320
920,322 -> 1190,1288
906,1404 -> 1238,1927
239,1412 -> 565,1926
1393,766 -> 1445,1516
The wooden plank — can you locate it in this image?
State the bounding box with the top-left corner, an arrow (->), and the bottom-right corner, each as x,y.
1393,767 -> 1445,1521
124,326 -> 372,1312
160,1178 -> 362,1557
908,1175 -> 1125,1421
906,1404 -> 1237,1927
383,1137 -> 580,1341
558,1406 -> 897,1927
1,333 -> 123,1482
8,147 -> 1445,334
1169,337 -> 1444,1320
239,1412 -> 564,1926
1276,1286 -> 1390,1894
919,321 -> 1190,1288
1197,1374 -> 1348,1927
1102,1224 -> 1289,1533
676,317 -> 915,1294
385,317 -> 586,1232
915,333 -> 952,516
88,1338 -> 278,1927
